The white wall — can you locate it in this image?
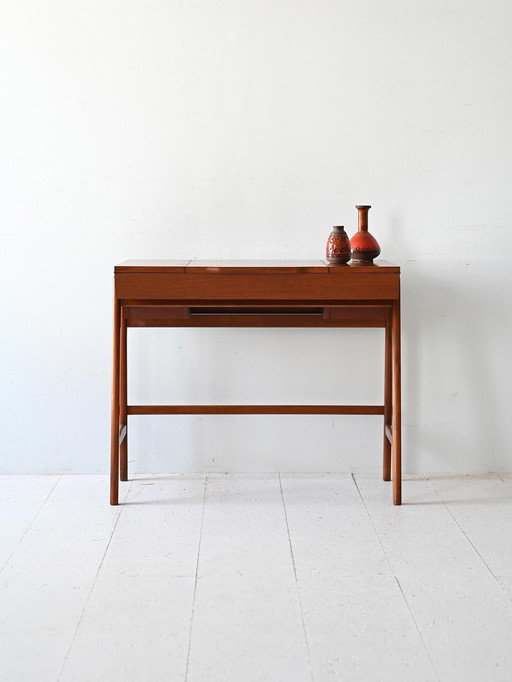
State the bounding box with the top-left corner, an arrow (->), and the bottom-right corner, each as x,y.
1,0 -> 511,474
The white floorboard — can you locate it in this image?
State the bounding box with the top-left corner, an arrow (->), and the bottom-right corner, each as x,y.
0,476 -> 126,682
1,473 -> 511,682
280,473 -> 391,579
0,475 -> 59,569
426,474 -> 512,576
299,576 -> 437,681
187,474 -> 309,681
100,474 -> 205,579
197,474 -> 293,578
355,473 -> 512,682
398,573 -> 512,682
187,573 -> 310,682
59,575 -> 196,682
354,474 -> 487,578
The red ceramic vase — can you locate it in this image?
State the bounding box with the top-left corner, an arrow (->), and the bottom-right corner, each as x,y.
350,205 -> 381,264
326,226 -> 351,264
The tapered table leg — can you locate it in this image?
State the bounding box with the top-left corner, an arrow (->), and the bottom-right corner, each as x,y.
391,298 -> 402,505
110,294 -> 121,505
120,309 -> 128,482
383,316 -> 392,481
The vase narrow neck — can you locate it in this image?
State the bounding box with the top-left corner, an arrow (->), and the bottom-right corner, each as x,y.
356,205 -> 371,232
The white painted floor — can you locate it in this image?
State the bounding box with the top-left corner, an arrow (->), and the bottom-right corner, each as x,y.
1,473 -> 512,682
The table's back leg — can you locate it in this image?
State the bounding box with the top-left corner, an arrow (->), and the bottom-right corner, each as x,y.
392,298 -> 402,505
120,310 -> 128,482
110,295 -> 121,505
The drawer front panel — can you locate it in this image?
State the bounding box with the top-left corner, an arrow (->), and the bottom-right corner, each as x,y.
116,273 -> 399,301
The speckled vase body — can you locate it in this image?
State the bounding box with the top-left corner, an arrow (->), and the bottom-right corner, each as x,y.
326,226 -> 351,264
350,205 -> 381,263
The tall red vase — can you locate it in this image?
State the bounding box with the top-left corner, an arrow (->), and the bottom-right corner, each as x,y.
350,205 -> 381,264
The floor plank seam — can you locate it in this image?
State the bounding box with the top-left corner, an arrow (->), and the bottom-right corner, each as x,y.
0,474 -> 61,577
278,473 -> 314,682
351,474 -> 441,682
184,474 -> 207,682
56,479 -> 133,682
425,474 -> 512,605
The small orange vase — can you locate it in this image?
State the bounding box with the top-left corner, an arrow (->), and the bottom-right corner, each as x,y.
326,226 -> 351,264
350,205 -> 381,263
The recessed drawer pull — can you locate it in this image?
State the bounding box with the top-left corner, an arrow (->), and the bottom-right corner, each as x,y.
189,307 -> 324,316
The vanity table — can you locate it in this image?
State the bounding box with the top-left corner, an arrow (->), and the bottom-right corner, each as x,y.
110,260 -> 401,505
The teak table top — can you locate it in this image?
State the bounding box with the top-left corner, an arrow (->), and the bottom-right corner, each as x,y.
115,259 -> 400,274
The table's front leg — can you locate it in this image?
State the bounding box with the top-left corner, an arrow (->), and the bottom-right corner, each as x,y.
383,316 -> 392,482
119,309 -> 128,482
392,298 -> 402,505
110,295 -> 121,505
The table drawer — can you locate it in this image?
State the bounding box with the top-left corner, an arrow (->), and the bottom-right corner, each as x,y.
116,272 -> 399,301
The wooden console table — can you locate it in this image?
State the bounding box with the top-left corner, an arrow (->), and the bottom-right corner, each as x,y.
110,260 -> 402,505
